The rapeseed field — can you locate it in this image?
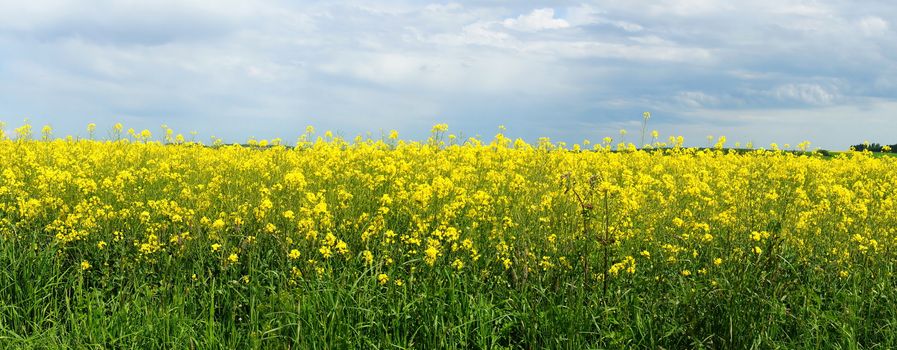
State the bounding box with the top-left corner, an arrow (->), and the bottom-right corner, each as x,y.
2,122 -> 897,348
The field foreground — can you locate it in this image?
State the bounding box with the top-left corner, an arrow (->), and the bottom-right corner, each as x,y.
2,129 -> 897,348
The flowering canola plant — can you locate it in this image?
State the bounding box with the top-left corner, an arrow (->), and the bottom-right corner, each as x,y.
2,122 -> 897,348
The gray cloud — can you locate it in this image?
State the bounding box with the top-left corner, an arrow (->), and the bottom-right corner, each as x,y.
1,0 -> 896,149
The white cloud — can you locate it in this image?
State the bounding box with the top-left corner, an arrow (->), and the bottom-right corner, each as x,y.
772,3 -> 833,17
769,84 -> 839,105
614,21 -> 644,32
523,40 -> 714,62
1,0 -> 896,148
565,4 -> 643,32
858,16 -> 889,36
424,3 -> 463,13
457,21 -> 515,47
502,8 -> 569,32
644,0 -> 732,17
676,91 -> 722,108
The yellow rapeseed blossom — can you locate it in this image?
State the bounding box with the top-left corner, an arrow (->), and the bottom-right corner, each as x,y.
424,246 -> 439,266
3,120 -> 897,332
319,245 -> 332,259
362,250 -> 373,265
452,258 -> 465,270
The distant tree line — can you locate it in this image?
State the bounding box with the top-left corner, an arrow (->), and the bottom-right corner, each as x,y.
851,143 -> 897,153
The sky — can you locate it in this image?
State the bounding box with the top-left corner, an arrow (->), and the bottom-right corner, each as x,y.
1,0 -> 895,149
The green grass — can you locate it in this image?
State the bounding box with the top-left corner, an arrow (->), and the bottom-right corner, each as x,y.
4,234 -> 897,349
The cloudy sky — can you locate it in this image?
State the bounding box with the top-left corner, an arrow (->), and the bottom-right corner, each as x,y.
1,0 -> 895,149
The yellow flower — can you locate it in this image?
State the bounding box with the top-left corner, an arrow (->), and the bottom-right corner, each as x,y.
9,120 -> 897,330
377,273 -> 389,285
672,218 -> 684,227
319,245 -> 332,259
608,256 -> 636,276
424,246 -> 439,266
335,240 -> 349,255
751,231 -> 762,241
431,123 -> 448,133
